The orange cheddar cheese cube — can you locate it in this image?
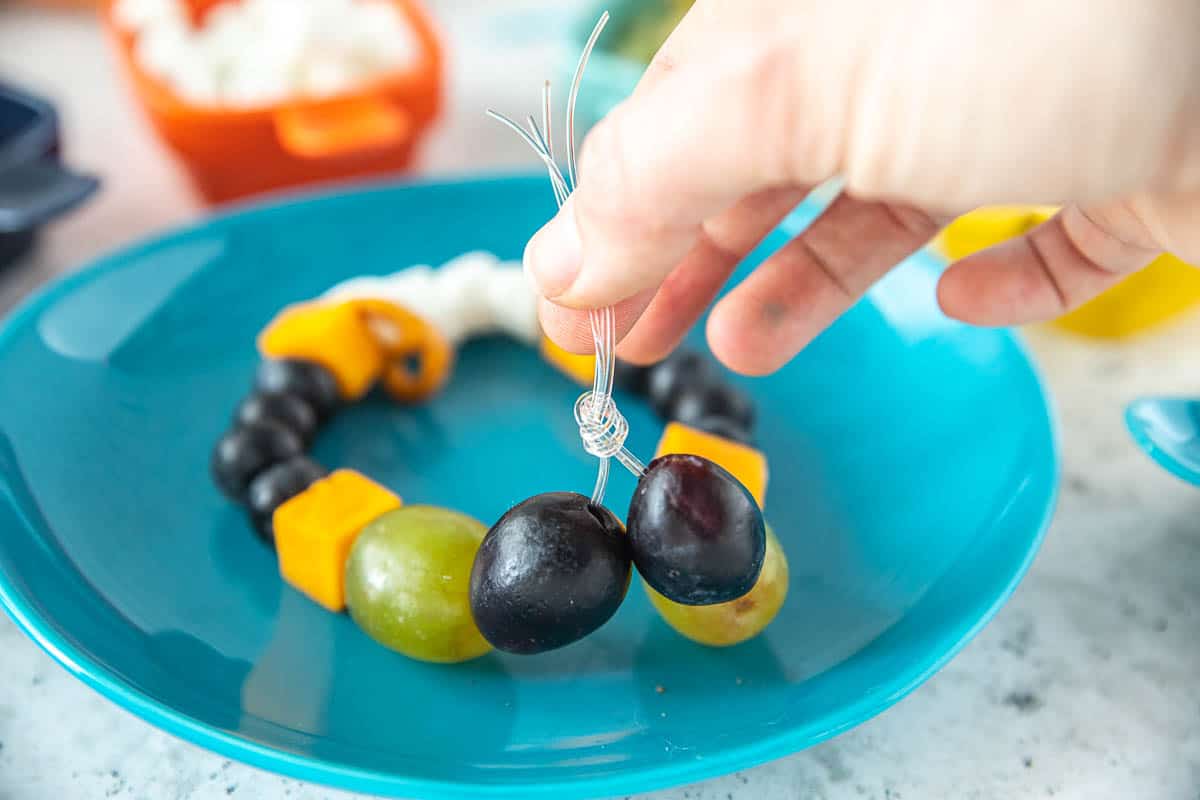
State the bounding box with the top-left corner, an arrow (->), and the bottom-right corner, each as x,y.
273,469 -> 402,612
654,422 -> 768,508
540,335 -> 596,386
258,300 -> 385,400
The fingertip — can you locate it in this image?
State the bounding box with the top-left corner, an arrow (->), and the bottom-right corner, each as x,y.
537,298 -> 599,354
613,351 -> 663,368
612,278 -> 697,365
934,260 -> 977,324
537,290 -> 658,355
934,237 -> 1063,327
614,334 -> 679,366
705,301 -> 785,377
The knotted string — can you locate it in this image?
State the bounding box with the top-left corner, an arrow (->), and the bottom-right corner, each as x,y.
487,10 -> 647,505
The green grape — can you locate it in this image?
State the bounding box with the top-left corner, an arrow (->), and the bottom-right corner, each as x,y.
345,506 -> 491,663
645,524 -> 788,647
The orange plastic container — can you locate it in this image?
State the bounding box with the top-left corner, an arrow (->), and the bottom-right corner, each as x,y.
105,0 -> 444,204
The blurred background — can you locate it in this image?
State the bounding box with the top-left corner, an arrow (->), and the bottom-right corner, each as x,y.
0,0 -> 605,310
3,4 -> 1200,800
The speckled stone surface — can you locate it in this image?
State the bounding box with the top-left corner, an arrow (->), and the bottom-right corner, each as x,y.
2,4 -> 1199,800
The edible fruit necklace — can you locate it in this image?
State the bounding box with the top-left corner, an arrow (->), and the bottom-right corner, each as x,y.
211,13 -> 788,664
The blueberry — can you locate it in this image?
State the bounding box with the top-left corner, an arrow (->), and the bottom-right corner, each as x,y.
235,391 -> 319,445
246,457 -> 328,542
645,349 -> 711,417
690,415 -> 755,446
626,454 -> 765,605
254,359 -> 340,420
211,420 -> 304,503
668,381 -> 755,431
469,492 -> 631,654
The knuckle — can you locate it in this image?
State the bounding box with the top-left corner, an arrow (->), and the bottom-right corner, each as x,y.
738,38 -> 840,185
1064,203 -> 1163,275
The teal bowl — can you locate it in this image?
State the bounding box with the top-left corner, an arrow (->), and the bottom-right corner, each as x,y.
0,176 -> 1057,798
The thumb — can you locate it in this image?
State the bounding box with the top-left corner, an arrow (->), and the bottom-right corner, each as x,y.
524,34 -> 829,309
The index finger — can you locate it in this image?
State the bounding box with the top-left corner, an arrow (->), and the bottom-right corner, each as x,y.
524,28 -> 827,310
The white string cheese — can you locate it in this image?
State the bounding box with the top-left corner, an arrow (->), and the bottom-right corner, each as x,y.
322,251 -> 542,346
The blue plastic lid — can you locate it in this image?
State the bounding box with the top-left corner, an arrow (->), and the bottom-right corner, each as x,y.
0,82 -> 98,243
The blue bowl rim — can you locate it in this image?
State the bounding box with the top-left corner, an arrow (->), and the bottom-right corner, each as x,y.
0,173 -> 1061,799
1124,398 -> 1200,486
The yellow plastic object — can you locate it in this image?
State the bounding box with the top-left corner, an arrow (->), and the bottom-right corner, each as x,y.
258,300 -> 385,400
654,422 -> 768,508
934,206 -> 1058,262
348,298 -> 455,402
1054,254 -> 1200,338
933,206 -> 1200,338
273,469 -> 403,612
540,335 -> 596,386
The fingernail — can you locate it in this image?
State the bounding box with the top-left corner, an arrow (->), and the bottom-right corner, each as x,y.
525,211 -> 582,299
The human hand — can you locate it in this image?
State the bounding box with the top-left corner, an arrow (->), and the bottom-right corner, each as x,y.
525,0 -> 1200,374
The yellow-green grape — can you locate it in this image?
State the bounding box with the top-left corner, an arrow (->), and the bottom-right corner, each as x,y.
345,506 -> 491,663
645,524 -> 788,646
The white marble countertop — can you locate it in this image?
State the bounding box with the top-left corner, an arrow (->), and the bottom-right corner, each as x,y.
2,4 -> 1199,800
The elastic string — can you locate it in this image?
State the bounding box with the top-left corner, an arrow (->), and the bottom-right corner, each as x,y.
487,11 -> 647,506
